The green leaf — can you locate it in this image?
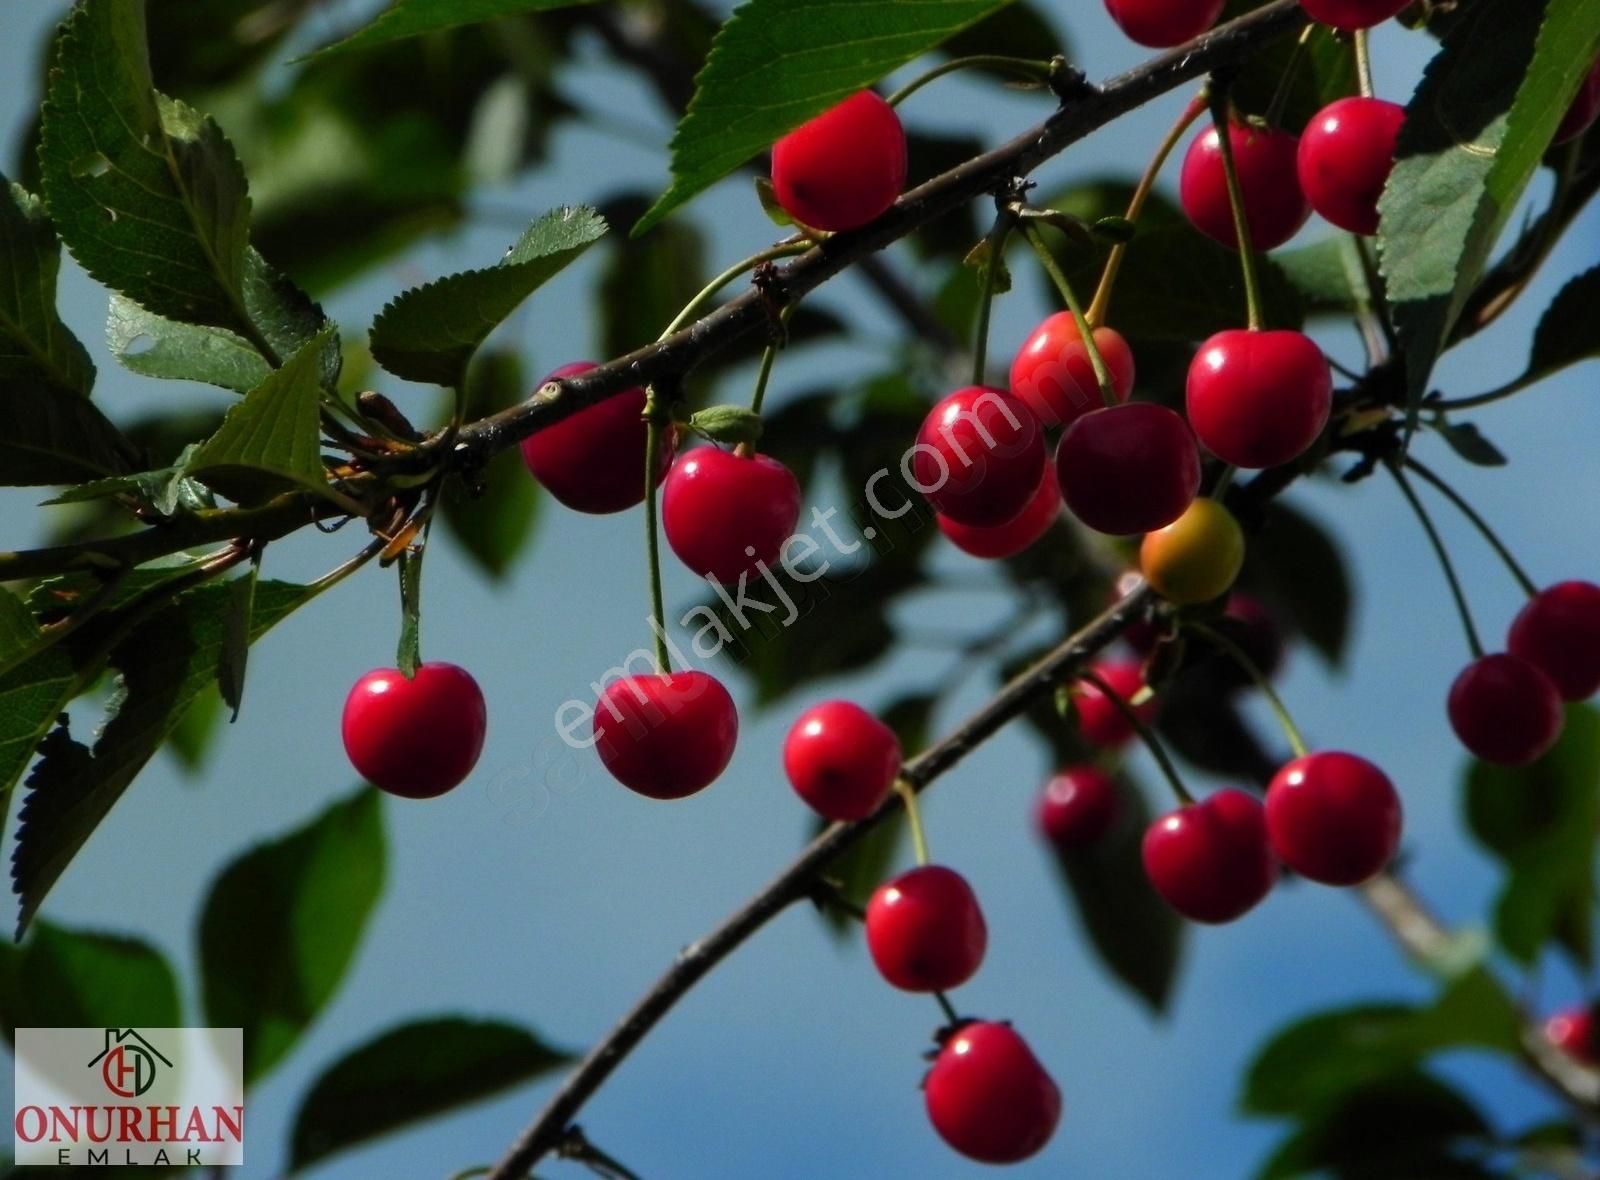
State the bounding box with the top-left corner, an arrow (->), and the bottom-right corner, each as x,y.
635,0 -> 1011,234
1378,0 -> 1600,432
1464,704 -> 1600,966
1521,264 -> 1600,387
107,294 -> 273,394
1430,418 -> 1507,467
439,352 -> 540,580
1242,968 -> 1522,1116
217,560 -> 259,721
1275,236 -> 1368,316
369,206 -> 606,386
185,326 -> 338,504
0,619 -> 78,838
166,686 -> 223,776
11,579 -> 315,934
313,0 -> 599,58
1050,776 -> 1183,1011
689,406 -> 764,447
39,2 -> 252,335
597,194 -> 706,357
289,1016 -> 572,1168
397,549 -> 423,679
0,379 -> 136,487
0,178 -> 94,394
42,444 -> 216,518
0,921 -> 180,1041
1242,501 -> 1352,667
199,788 -> 385,1084
1255,1071 -> 1492,1180
1225,3 -> 1356,133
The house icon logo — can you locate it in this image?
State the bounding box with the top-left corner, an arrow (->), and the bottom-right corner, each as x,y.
85,1029 -> 172,1099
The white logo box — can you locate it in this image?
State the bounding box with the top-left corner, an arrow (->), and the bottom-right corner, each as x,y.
14,1027 -> 244,1166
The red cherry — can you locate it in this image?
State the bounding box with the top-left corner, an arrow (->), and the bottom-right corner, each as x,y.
1555,59 -> 1600,145
771,92 -> 907,232
1036,766 -> 1120,850
1180,122 -> 1310,251
1056,402 -> 1201,535
594,671 -> 738,799
661,447 -> 802,584
1142,789 -> 1277,923
937,465 -> 1061,560
1073,661 -> 1156,749
1104,0 -> 1225,47
1008,313 -> 1136,429
342,663 -> 487,799
520,363 -> 676,514
913,386 -> 1046,527
1546,1008 -> 1598,1065
783,700 -> 902,821
1508,581 -> 1600,701
1300,0 -> 1411,29
1297,97 -> 1406,235
1265,752 -> 1402,885
1186,329 -> 1332,469
1448,654 -> 1564,767
925,1022 -> 1061,1164
865,865 -> 987,992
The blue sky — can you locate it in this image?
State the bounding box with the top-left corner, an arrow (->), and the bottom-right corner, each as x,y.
3,1 -> 1599,1177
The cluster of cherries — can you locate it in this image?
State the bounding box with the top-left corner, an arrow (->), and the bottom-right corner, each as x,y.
327,0 -> 1600,1166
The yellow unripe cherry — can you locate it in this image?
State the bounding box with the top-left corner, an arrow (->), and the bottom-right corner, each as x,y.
1139,497 -> 1244,604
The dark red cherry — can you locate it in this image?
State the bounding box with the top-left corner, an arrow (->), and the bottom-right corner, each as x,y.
1143,788 -> 1277,923
1036,766 -> 1120,850
1508,581 -> 1600,701
937,465 -> 1061,559
1555,59 -> 1600,145
342,663 -> 487,799
1056,402 -> 1201,535
1300,0 -> 1411,29
925,1022 -> 1061,1164
1298,97 -> 1406,235
1266,752 -> 1402,885
1186,329 -> 1332,469
1104,0 -> 1226,47
1180,122 -> 1310,251
661,447 -> 802,584
913,386 -> 1047,527
771,92 -> 907,232
783,700 -> 902,821
1073,661 -> 1156,749
520,362 -> 676,514
1546,1008 -> 1598,1065
1008,312 -> 1135,429
865,865 -> 987,992
1448,654 -> 1564,767
594,671 -> 738,799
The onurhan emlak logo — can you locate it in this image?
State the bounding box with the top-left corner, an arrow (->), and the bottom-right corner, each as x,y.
86,1028 -> 172,1099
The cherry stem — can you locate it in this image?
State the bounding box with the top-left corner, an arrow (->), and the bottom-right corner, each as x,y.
1088,90 -> 1209,328
308,535 -> 386,598
1211,464 -> 1237,497
1019,220 -> 1118,408
972,211 -> 1014,385
1078,669 -> 1194,805
1354,29 -> 1375,99
886,54 -> 1060,108
1206,89 -> 1265,332
642,390 -> 671,673
934,991 -> 961,1026
1191,622 -> 1309,757
1265,24 -> 1318,129
1386,459 -> 1485,659
749,304 -> 795,416
658,241 -> 811,341
1402,456 -> 1540,598
894,778 -> 931,866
